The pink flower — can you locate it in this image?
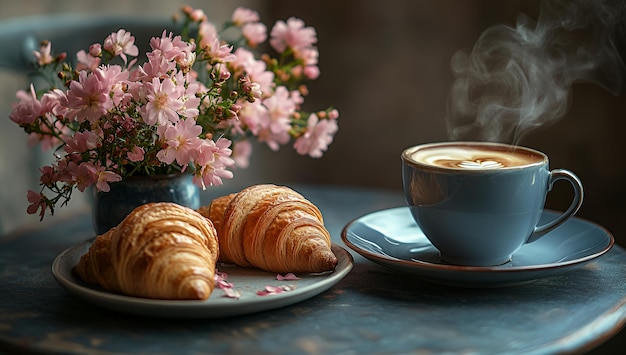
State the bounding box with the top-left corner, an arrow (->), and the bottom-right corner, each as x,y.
150,31 -> 196,66
257,86 -> 296,150
9,84 -> 44,125
214,137 -> 235,168
26,190 -> 48,220
238,100 -> 268,135
242,23 -> 267,47
43,89 -> 69,117
76,46 -> 101,72
103,29 -> 139,64
94,165 -> 122,192
264,86 -> 297,121
293,113 -> 338,158
239,86 -> 299,151
184,7 -> 206,22
212,62 -> 232,82
232,7 -> 260,26
175,50 -> 197,72
127,146 -> 145,162
34,41 -> 54,66
270,17 -> 317,54
276,273 -> 300,281
232,140 -> 252,169
39,165 -> 58,186
65,70 -> 111,123
176,74 -> 202,118
193,138 -> 234,190
143,77 -> 185,125
97,65 -> 131,106
76,50 -> 99,72
67,162 -> 98,192
289,89 -> 304,106
156,119 -> 203,167
203,37 -> 236,63
89,43 -> 102,57
242,79 -> 263,100
231,48 -> 274,94
198,21 -> 218,50
63,131 -> 99,153
304,65 -> 320,80
256,126 -> 290,151
300,47 -> 319,66
140,53 -> 176,81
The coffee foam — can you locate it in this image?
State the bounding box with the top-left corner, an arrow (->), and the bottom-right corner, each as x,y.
409,145 -> 544,170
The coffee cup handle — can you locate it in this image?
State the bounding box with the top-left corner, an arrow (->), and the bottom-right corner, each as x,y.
527,169 -> 584,243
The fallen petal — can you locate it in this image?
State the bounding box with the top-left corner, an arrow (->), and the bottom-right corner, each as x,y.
214,270 -> 240,299
277,273 -> 300,281
256,285 -> 284,296
221,286 -> 241,299
256,284 -> 297,296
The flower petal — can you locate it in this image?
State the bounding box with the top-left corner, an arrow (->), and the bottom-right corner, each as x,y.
256,284 -> 297,296
214,270 -> 240,299
276,273 -> 300,281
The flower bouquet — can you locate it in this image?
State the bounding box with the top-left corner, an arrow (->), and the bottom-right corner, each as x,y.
8,6 -> 339,220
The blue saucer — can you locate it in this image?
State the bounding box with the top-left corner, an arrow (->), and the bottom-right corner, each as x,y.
341,207 -> 614,287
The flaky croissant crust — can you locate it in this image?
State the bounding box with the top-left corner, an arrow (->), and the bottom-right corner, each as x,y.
74,202 -> 219,300
199,184 -> 338,274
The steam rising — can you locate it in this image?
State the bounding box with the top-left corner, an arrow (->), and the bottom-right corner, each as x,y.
446,0 -> 626,143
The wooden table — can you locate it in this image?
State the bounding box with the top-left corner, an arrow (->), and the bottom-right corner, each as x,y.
1,184 -> 625,354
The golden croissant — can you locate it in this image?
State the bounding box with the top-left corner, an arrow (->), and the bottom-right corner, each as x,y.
74,202 -> 219,300
197,184 -> 337,273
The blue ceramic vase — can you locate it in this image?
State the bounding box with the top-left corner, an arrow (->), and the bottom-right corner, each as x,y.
91,173 -> 200,235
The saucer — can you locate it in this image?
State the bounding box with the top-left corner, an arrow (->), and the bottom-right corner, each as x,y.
341,207 -> 614,287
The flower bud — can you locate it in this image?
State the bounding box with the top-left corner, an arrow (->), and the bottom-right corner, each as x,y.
304,65 -> 320,80
291,65 -> 303,78
56,52 -> 67,62
230,104 -> 242,113
298,84 -> 309,96
89,44 -> 102,57
220,70 -> 231,81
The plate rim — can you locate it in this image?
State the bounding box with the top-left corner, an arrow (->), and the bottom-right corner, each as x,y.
341,206 -> 614,275
52,240 -> 353,318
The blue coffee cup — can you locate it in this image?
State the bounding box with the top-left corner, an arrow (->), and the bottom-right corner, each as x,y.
401,141 -> 583,266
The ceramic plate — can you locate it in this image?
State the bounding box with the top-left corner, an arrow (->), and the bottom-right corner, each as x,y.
52,241 -> 353,318
341,207 -> 614,287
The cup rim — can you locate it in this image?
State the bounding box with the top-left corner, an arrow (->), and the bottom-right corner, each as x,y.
401,141 -> 548,172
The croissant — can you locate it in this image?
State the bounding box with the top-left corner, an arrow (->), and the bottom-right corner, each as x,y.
74,202 -> 219,300
198,184 -> 338,273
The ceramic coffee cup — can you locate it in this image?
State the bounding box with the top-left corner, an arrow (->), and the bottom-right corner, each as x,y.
401,141 -> 583,266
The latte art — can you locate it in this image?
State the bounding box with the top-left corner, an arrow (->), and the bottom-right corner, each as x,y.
431,157 -> 508,169
406,143 -> 545,170
457,159 -> 505,169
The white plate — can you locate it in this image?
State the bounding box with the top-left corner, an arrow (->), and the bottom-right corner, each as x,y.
341,207 -> 614,287
52,240 -> 353,318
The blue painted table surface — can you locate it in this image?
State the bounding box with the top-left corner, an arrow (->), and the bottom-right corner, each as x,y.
1,184 -> 625,354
